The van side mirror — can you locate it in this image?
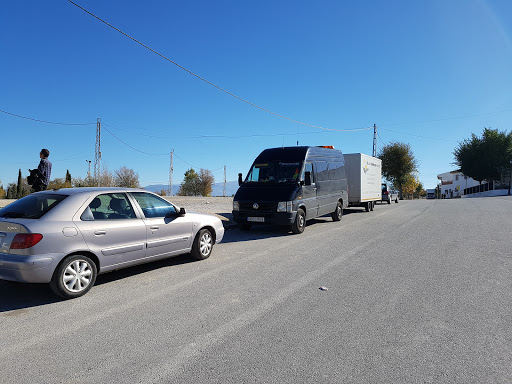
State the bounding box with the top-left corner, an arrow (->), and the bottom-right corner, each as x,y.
238,173 -> 243,186
304,171 -> 312,186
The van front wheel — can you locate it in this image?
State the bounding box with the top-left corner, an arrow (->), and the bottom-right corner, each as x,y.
331,202 -> 343,221
291,209 -> 306,234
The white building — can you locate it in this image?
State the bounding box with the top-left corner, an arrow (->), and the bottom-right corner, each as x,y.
437,170 -> 480,198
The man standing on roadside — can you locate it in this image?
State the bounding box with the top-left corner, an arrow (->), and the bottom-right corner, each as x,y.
31,148 -> 52,192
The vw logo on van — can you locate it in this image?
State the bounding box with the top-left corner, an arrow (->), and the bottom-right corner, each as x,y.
253,203 -> 259,210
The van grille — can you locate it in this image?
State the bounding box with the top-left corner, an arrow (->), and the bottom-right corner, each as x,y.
239,202 -> 276,212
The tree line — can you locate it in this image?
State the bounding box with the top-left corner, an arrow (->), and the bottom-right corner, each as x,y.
378,142 -> 423,199
0,166 -> 217,199
453,128 -> 512,188
0,166 -> 141,199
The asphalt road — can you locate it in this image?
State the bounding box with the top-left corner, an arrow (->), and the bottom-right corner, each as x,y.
1,197 -> 512,383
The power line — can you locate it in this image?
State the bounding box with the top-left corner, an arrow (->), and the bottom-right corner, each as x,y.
377,131 -> 386,146
0,109 -> 95,126
103,125 -> 208,170
380,108 -> 512,127
101,122 -> 372,140
66,0 -> 356,132
380,127 -> 459,142
102,126 -> 170,156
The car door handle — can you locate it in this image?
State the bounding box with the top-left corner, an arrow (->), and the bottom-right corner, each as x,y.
94,230 -> 106,236
150,226 -> 160,230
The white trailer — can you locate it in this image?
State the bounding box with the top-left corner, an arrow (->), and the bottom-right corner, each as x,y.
344,153 -> 382,212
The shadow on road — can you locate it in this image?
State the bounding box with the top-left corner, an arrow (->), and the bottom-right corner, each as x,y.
0,254 -> 196,312
220,212 -> 369,243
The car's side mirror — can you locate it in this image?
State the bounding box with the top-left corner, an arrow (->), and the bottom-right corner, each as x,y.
238,173 -> 243,186
165,207 -> 185,218
304,171 -> 312,186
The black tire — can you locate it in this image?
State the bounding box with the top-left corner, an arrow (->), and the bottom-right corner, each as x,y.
395,197 -> 399,203
387,198 -> 391,204
331,201 -> 343,221
50,255 -> 97,299
291,208 -> 306,234
191,228 -> 214,260
370,201 -> 374,211
365,202 -> 371,212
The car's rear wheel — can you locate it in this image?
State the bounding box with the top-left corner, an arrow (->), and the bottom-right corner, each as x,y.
387,198 -> 391,204
395,197 -> 399,203
331,201 -> 343,221
191,228 -> 214,260
50,255 -> 97,299
291,208 -> 306,234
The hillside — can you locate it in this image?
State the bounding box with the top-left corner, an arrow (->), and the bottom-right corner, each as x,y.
144,180 -> 239,197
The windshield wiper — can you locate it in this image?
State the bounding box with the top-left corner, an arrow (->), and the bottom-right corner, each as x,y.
0,212 -> 27,218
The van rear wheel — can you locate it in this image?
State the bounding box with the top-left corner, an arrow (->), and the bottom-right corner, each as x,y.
291,208 -> 306,234
331,202 -> 343,221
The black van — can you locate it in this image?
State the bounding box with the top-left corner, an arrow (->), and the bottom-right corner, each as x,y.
232,146 -> 348,234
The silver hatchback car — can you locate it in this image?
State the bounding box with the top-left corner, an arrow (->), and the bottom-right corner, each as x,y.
0,188 -> 224,299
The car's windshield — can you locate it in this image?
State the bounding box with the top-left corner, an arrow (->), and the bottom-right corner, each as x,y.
246,161 -> 302,183
0,194 -> 67,219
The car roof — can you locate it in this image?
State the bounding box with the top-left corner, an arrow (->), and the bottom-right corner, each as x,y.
34,187 -> 150,196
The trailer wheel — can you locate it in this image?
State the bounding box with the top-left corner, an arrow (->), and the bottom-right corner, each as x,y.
365,202 -> 371,212
370,201 -> 374,211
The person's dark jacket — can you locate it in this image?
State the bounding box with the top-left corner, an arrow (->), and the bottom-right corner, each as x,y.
27,159 -> 52,189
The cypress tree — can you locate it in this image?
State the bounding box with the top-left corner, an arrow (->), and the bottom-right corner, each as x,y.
17,169 -> 22,198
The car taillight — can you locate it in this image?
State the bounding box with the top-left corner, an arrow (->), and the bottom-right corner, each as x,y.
384,191 -> 389,195
10,234 -> 43,249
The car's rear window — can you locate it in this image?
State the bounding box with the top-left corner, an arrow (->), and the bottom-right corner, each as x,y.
0,194 -> 67,219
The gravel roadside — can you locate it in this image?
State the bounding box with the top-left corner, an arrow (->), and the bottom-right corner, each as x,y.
163,196 -> 234,225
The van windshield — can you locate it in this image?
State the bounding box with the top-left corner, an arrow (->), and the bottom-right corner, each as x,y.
246,161 -> 302,183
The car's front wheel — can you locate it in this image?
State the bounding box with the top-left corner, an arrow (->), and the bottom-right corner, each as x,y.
50,255 -> 97,299
191,228 -> 214,260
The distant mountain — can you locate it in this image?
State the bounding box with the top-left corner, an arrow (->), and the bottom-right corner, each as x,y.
144,180 -> 239,196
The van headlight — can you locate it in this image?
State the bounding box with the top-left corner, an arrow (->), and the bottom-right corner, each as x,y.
277,201 -> 292,212
233,201 -> 239,211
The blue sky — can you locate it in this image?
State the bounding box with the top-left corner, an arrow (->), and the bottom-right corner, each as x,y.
1,0 -> 511,191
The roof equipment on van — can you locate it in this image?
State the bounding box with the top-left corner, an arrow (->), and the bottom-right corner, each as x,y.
317,146 -> 334,149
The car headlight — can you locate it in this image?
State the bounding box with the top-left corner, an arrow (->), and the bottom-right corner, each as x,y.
277,201 -> 292,212
233,201 -> 239,211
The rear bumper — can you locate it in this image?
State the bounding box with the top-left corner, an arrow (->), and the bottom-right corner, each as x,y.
0,253 -> 62,283
232,211 -> 296,226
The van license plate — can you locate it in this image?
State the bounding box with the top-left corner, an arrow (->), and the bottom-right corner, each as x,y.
247,217 -> 264,222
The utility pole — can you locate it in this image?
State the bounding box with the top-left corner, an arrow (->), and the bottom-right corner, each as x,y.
372,123 -> 377,157
168,150 -> 174,196
86,160 -> 92,180
94,118 -> 101,187
223,165 -> 227,197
